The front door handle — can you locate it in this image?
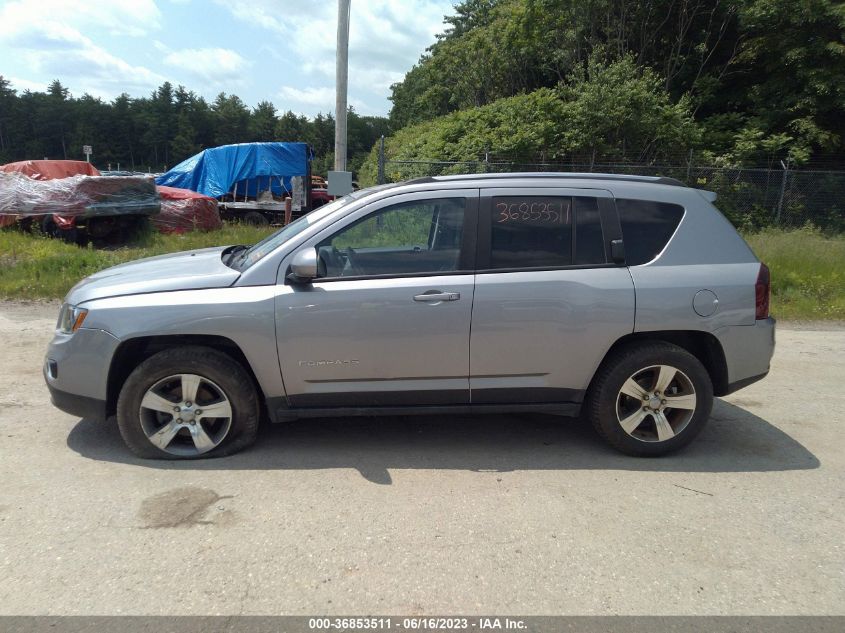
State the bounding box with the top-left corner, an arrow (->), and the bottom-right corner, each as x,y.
413,291 -> 460,302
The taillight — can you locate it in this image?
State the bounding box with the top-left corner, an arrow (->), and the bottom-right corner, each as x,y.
755,263 -> 770,319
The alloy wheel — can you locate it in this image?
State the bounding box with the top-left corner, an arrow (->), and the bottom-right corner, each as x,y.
615,364 -> 697,443
138,373 -> 233,456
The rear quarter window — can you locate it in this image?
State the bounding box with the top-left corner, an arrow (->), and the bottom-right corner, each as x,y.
616,199 -> 685,265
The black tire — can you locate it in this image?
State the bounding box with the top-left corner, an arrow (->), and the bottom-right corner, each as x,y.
586,341 -> 713,456
243,211 -> 269,227
40,215 -> 78,243
116,346 -> 260,459
40,215 -> 60,238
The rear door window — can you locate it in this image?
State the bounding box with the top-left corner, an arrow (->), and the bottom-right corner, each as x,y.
490,196 -> 573,268
486,195 -> 608,269
616,199 -> 685,265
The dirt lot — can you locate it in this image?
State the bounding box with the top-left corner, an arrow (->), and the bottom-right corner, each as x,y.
0,300 -> 843,615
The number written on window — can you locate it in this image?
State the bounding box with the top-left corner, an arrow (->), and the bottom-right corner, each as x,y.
490,196 -> 574,268
495,199 -> 571,224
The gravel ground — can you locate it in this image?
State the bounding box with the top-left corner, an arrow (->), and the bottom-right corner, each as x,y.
0,301 -> 842,615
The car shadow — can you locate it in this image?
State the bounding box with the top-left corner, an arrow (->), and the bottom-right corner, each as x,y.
67,400 -> 819,484
66,399 -> 819,484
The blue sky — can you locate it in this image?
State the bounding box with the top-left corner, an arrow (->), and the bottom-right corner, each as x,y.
0,0 -> 456,117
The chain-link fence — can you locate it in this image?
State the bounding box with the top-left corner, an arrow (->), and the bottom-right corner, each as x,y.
377,157 -> 845,232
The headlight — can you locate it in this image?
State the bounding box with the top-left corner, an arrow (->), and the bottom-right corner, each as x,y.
57,303 -> 88,334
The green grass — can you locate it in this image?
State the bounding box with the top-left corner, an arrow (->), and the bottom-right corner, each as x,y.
744,226 -> 845,320
0,224 -> 274,300
1,224 -> 843,320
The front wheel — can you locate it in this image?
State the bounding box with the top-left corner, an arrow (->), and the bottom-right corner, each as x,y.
116,346 -> 260,459
586,341 -> 714,456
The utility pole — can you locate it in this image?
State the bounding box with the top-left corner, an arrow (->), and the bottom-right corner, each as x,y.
334,0 -> 351,172
377,135 -> 385,184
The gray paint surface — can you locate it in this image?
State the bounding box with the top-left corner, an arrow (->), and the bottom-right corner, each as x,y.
276,275 -> 475,402
470,268 -> 635,395
69,246 -> 239,304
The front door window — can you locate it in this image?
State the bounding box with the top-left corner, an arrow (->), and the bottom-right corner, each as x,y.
316,198 -> 467,278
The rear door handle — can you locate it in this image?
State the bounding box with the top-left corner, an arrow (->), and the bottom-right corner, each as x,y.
413,291 -> 460,302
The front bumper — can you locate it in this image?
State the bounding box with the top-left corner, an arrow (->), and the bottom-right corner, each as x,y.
44,326 -> 121,420
46,383 -> 108,422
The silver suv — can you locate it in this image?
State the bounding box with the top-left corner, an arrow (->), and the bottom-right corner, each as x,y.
44,173 -> 775,459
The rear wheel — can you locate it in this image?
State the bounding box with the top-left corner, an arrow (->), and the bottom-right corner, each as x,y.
586,341 -> 713,456
243,211 -> 269,227
116,346 -> 260,459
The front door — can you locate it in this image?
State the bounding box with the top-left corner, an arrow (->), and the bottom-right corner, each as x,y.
276,191 -> 479,408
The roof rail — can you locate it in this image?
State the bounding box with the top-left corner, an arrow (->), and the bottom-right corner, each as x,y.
406,172 -> 687,188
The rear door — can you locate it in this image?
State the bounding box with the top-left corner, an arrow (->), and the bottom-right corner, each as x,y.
469,187 -> 635,404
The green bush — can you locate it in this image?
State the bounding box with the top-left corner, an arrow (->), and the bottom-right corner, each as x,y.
361,57 -> 700,186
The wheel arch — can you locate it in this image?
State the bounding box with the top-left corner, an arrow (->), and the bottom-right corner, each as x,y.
106,334 -> 265,418
591,330 -> 729,397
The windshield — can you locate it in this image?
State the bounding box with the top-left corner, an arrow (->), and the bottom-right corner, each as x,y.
232,196 -> 351,270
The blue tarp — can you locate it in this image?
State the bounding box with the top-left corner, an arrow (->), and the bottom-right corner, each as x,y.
155,142 -> 310,198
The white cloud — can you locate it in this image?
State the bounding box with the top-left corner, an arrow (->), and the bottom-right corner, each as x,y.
278,85 -> 368,115
6,24 -> 167,98
216,0 -> 454,114
19,41 -> 168,98
0,0 -> 455,115
218,1 -> 287,35
6,76 -> 46,93
279,86 -> 335,107
0,0 -> 166,99
0,0 -> 162,39
164,47 -> 252,86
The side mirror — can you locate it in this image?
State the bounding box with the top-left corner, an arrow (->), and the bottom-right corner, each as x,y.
287,248 -> 318,283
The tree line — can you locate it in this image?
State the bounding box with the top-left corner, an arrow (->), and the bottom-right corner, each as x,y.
2,0 -> 842,181
0,78 -> 390,175
385,0 -> 845,168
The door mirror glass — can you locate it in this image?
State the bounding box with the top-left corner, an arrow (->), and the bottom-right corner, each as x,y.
288,248 -> 318,282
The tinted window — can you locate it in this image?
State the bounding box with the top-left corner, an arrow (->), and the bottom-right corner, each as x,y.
617,199 -> 684,265
490,197 -> 572,268
317,198 -> 465,277
574,196 -> 606,265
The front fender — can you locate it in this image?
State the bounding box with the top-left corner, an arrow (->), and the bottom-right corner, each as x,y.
81,286 -> 286,400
